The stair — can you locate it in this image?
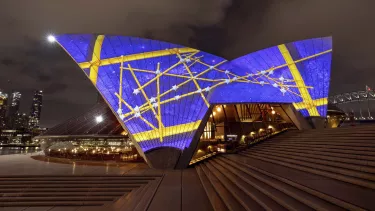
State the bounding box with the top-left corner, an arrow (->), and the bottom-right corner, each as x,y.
196,125 -> 375,210
0,175 -> 161,208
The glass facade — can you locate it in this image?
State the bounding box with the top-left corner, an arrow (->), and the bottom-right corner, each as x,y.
55,35 -> 332,154
8,92 -> 21,129
0,92 -> 8,129
29,90 -> 43,129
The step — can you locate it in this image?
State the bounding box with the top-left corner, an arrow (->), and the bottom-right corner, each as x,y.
210,159 -> 318,211
0,180 -> 149,185
272,135 -> 375,139
241,151 -> 375,182
262,142 -> 375,152
239,153 -> 375,189
247,147 -> 375,168
1,192 -> 128,197
132,176 -> 163,211
0,184 -> 142,188
270,138 -> 375,143
283,131 -> 375,135
216,157 -> 353,211
273,132 -> 375,136
276,135 -> 375,139
264,141 -> 375,148
252,144 -> 375,157
257,143 -> 375,153
0,188 -> 133,193
200,163 -> 246,211
0,196 -> 116,202
195,165 -> 228,211
0,175 -> 161,178
109,184 -> 147,211
245,148 -> 375,174
224,154 -> 375,210
251,145 -> 375,161
204,162 -> 264,211
210,159 -> 285,210
0,201 -> 105,207
0,177 -> 156,181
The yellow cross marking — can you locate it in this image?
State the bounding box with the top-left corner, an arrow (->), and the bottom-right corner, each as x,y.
293,98 -> 328,110
278,44 -> 320,116
89,35 -> 105,85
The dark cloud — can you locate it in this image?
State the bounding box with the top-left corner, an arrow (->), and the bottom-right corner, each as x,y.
1,58 -> 17,66
0,0 -> 375,127
44,83 -> 67,94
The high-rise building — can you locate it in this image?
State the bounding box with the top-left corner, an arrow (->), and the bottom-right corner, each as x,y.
0,91 -> 8,129
7,91 -> 21,128
14,112 -> 29,129
29,90 -> 43,129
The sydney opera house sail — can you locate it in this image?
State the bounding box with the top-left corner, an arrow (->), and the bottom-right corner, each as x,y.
55,34 -> 332,167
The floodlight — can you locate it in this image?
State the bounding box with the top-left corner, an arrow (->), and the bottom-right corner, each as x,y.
47,35 -> 56,43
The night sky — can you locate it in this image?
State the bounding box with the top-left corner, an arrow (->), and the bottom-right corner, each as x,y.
0,0 -> 374,128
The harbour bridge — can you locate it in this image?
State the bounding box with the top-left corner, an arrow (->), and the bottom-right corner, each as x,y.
329,86 -> 375,120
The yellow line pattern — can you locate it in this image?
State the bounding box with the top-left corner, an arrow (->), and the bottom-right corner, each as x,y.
127,64 -> 163,126
116,49 -> 329,122
293,98 -> 328,110
115,93 -> 157,130
59,36 -> 332,143
132,120 -> 202,142
278,44 -> 320,116
177,53 -> 210,107
157,75 -> 163,142
119,56 -> 124,109
89,35 -> 105,85
79,47 -> 198,69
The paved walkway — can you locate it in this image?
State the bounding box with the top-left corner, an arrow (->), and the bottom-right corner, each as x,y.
0,153 -> 152,176
0,154 -> 211,211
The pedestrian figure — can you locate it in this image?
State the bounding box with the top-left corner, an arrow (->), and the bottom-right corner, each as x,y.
349,112 -> 355,126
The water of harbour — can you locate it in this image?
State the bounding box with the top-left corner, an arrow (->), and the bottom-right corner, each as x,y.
0,147 -> 41,155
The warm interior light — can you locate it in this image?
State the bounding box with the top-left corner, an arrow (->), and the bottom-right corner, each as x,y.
216,107 -> 222,112
213,111 -> 216,116
271,110 -> 276,115
47,35 -> 56,43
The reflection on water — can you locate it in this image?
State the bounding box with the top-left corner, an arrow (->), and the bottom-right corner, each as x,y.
0,147 -> 41,155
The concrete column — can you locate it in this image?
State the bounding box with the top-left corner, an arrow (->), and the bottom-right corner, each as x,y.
281,104 -> 312,130
305,116 -> 326,129
144,147 -> 182,169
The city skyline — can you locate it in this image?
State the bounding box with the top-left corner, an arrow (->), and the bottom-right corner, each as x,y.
0,89 -> 44,130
